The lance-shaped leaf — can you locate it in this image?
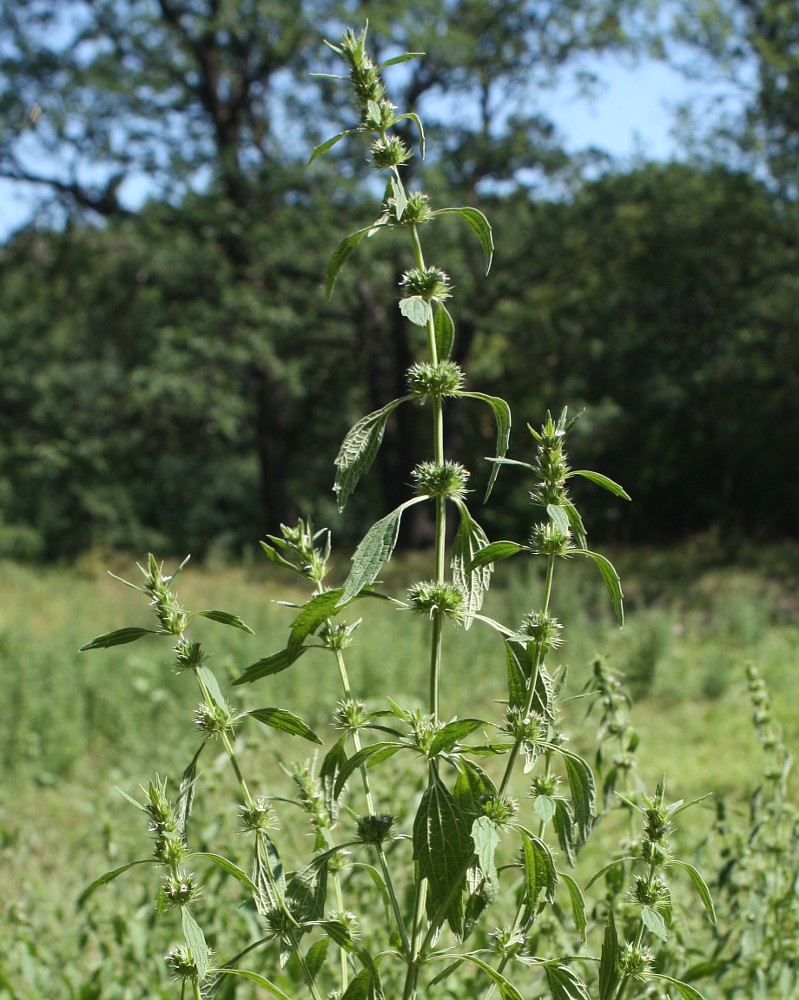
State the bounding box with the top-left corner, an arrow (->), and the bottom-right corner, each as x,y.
413,772 -> 473,930
80,626 -> 158,651
214,968 -> 292,999
308,128 -> 363,165
247,708 -> 323,744
333,741 -> 403,797
566,469 -> 631,501
341,967 -> 374,1000
458,955 -> 524,1000
457,391 -> 511,500
561,499 -> 588,550
433,206 -> 494,273
339,496 -> 426,605
305,938 -> 329,982
558,871 -> 587,941
429,718 -> 486,757
642,904 -> 669,941
288,589 -> 347,653
78,859 -> 154,905
321,735 -> 348,820
454,759 -> 498,821
467,540 -> 528,572
326,223 -> 386,298
192,609 -> 253,633
472,816 -> 499,884
553,799 -> 577,867
452,500 -> 493,628
546,504 -> 571,535
191,853 -> 260,896
394,109 -> 426,156
334,398 -> 408,511
253,829 -> 286,913
520,829 -> 558,910
544,963 -> 591,1000
233,646 -> 307,686
555,748 -> 596,840
434,300 -> 455,359
598,910 -> 621,1000
669,859 -> 716,924
573,549 -> 624,627
197,665 -> 226,708
181,908 -> 208,981
178,742 -> 207,841
287,856 -> 329,922
649,975 -> 707,1000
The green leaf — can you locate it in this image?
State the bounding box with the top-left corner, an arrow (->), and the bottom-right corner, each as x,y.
79,626 -> 157,650
520,829 -> 558,909
453,759 -> 497,821
379,51 -> 424,69
553,799 -> 577,867
339,497 -> 425,604
395,109 -> 426,156
308,128 -> 362,165
413,772 -> 473,931
253,829 -> 286,913
457,955 -> 524,1000
534,794 -> 556,823
305,938 -> 329,982
649,974 -> 707,1000
288,589 -> 346,652
193,609 -> 253,633
557,748 -> 596,839
341,968 -> 373,1000
434,300 -> 455,358
78,859 -> 154,905
191,853 -> 260,895
561,499 -> 588,549
178,743 -> 206,841
458,392 -> 511,500
215,968 -> 293,999
334,399 -> 408,511
196,664 -> 226,708
505,640 -> 527,708
233,646 -> 307,686
320,734 -> 348,820
585,856 -> 637,891
573,549 -> 624,626
598,910 -> 621,1000
333,741 -> 403,797
288,856 -> 329,922
181,908 -> 208,980
247,708 -> 323,744
466,540 -> 526,572
390,176 -> 408,220
546,504 -> 571,535
452,500 -> 493,628
642,905 -> 669,941
326,225 -> 380,298
433,206 -> 494,273
669,859 -> 717,925
472,816 -> 500,884
567,469 -> 631,501
544,963 -> 591,1000
399,295 -> 432,327
429,718 -> 485,757
558,871 -> 587,941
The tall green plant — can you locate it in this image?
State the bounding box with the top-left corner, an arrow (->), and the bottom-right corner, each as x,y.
81,27 -> 717,1000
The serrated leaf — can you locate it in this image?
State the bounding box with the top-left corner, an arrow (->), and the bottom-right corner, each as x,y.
391,176 -> 408,220
574,549 -> 624,627
181,909 -> 208,980
320,734 -> 348,820
326,225 -> 378,298
399,295 -> 432,327
642,904 -> 669,941
339,497 -> 425,604
520,829 -> 558,909
215,968 -> 292,999
79,626 -> 157,651
598,910 -> 621,1000
334,399 -> 407,511
413,772 -> 473,930
178,743 -> 206,841
308,128 -> 361,165
649,975 -> 707,1000
429,718 -> 485,757
334,741 -> 403,797
561,499 -> 588,549
433,206 -> 494,273
247,708 -> 323,744
472,816 -> 499,884
453,759 -> 498,820
467,540 -> 526,572
567,469 -> 631,500
669,859 -> 717,924
341,968 -> 373,1000
534,795 -> 556,823
288,856 -> 329,922
505,640 -> 527,708
305,938 -> 329,982
459,955 -> 524,1000
78,859 -> 153,905
197,664 -> 226,708
452,501 -> 493,628
553,799 -> 577,867
193,609 -> 253,633
288,589 -> 346,652
233,645 -> 307,685
558,871 -> 587,941
434,300 -> 455,358
544,963 -> 591,1000
557,749 -> 596,839
546,504 -> 570,534
253,830 -> 286,913
458,392 -> 511,500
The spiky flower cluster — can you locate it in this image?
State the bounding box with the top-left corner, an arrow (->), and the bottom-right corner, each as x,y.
145,776 -> 188,867
174,638 -> 205,672
407,360 -> 464,399
194,698 -> 236,737
528,410 -> 572,509
640,780 -> 673,866
519,611 -> 563,653
291,763 -> 333,837
320,619 -> 360,652
334,698 -> 369,732
618,941 -> 655,982
356,813 -> 396,846
479,794 -> 518,828
504,706 -> 547,743
412,460 -> 469,500
529,521 -> 573,557
401,266 -> 452,301
240,797 -> 278,834
165,944 -> 208,983
407,580 -> 466,622
159,873 -> 200,911
372,135 -> 411,169
140,554 -> 188,634
336,28 -> 395,131
263,518 -> 331,584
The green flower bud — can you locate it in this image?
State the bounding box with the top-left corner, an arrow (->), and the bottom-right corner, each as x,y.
372,135 -> 411,169
400,266 -> 452,301
407,361 -> 464,399
356,813 -> 396,845
479,794 -> 518,828
160,873 -> 200,909
519,610 -> 564,652
529,521 -> 573,557
240,797 -> 278,834
407,580 -> 466,622
618,941 -> 654,982
412,460 -> 469,500
334,698 -> 368,732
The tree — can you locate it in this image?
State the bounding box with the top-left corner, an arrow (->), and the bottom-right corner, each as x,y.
0,0 -> 650,544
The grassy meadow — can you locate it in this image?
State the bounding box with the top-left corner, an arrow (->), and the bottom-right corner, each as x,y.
1,541 -> 797,997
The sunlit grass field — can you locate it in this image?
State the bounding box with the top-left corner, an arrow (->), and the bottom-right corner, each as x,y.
1,542 -> 796,997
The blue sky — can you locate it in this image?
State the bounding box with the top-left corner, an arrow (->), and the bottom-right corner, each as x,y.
0,56 -> 697,240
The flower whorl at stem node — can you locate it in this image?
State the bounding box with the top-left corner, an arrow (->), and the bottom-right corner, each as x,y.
401,266 -> 452,301
529,521 -> 573,557
372,135 -> 411,169
407,580 -> 465,622
519,611 -> 563,653
407,360 -> 464,399
412,460 -> 469,499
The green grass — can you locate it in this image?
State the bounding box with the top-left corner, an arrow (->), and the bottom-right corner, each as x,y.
0,542 -> 797,996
